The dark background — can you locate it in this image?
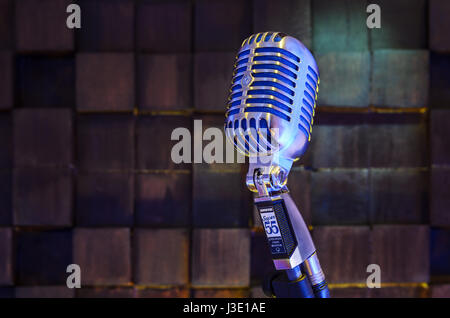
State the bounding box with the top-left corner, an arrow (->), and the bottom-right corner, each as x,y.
0,0 -> 449,298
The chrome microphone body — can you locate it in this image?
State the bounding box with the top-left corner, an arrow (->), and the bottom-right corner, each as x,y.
224,32 -> 329,298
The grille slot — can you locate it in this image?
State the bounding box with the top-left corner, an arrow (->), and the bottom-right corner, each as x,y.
251,81 -> 294,96
251,64 -> 297,79
253,55 -> 299,71
252,72 -> 296,88
247,89 -> 293,104
245,98 -> 292,113
297,65 -> 320,140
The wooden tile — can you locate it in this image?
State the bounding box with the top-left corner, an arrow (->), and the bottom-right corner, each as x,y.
311,170 -> 370,225
77,114 -> 134,170
13,168 -> 72,226
312,226 -> 371,284
76,53 -> 134,111
14,109 -> 73,167
16,230 -> 72,285
134,229 -> 189,285
77,0 -> 134,51
192,229 -> 250,287
370,0 -> 427,49
136,116 -> 191,170
15,0 -> 74,52
313,0 -> 368,52
138,54 -> 191,110
73,228 -> 131,286
371,50 -> 429,108
137,0 -> 191,52
316,52 -> 370,107
135,173 -> 190,227
195,0 -> 251,51
369,169 -> 428,224
16,55 -> 75,108
253,0 -> 311,48
76,172 -> 134,226
372,225 -> 429,282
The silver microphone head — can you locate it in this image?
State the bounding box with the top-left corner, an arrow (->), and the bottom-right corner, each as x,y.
224,32 -> 319,175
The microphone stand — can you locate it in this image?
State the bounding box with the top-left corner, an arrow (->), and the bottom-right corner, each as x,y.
248,162 -> 330,298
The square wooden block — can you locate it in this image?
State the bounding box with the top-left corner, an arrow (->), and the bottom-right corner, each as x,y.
372,225 -> 429,283
16,230 -> 73,285
73,228 -> 131,286
193,165 -> 251,228
133,229 -> 189,285
76,53 -> 134,111
369,169 -> 428,224
192,229 -> 250,287
135,173 -> 190,227
77,0 -> 134,51
370,0 -> 427,49
309,119 -> 369,168
16,55 -> 75,108
195,0 -> 251,51
15,0 -> 74,52
77,114 -> 134,170
316,52 -> 370,107
137,0 -> 191,52
136,116 -> 191,170
371,50 -> 429,108
313,0 -> 368,52
14,109 -> 73,167
138,54 -> 192,110
253,0 -> 312,48
13,168 -> 73,226
311,170 -> 370,225
76,172 -> 134,226
312,226 -> 371,284
367,115 -> 427,168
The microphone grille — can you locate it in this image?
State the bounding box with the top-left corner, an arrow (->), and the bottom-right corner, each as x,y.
225,32 -> 319,158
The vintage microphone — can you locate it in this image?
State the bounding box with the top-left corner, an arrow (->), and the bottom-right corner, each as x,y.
224,32 -> 330,298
